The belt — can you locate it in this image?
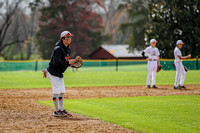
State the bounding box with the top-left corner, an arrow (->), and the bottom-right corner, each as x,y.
150,59 -> 157,61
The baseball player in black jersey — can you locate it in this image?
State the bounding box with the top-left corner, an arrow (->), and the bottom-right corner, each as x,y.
46,31 -> 77,117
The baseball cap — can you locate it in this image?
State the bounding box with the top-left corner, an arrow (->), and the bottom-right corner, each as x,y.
150,39 -> 158,44
60,31 -> 74,38
176,40 -> 184,45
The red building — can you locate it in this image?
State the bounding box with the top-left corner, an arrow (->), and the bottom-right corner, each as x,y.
88,44 -> 143,59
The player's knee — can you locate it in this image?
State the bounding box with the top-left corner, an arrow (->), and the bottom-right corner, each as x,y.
59,97 -> 63,101
176,70 -> 181,74
52,97 -> 57,101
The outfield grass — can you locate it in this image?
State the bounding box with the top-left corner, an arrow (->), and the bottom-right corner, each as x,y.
38,95 -> 200,133
0,65 -> 200,89
1,64 -> 200,132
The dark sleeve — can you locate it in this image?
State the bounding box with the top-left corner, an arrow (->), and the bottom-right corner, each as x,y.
68,46 -> 71,57
142,51 -> 147,59
52,48 -> 70,67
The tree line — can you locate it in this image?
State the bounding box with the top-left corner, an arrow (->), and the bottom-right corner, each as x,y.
0,0 -> 199,60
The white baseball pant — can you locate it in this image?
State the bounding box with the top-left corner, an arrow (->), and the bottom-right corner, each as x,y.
47,72 -> 66,94
146,61 -> 157,86
174,62 -> 186,87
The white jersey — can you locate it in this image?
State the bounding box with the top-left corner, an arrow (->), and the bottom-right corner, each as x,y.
174,47 -> 182,62
144,46 -> 160,60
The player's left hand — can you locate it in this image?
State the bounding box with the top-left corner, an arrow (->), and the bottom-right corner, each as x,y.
71,56 -> 83,68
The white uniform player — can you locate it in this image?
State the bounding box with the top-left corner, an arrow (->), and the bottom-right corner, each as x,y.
174,40 -> 191,89
142,39 -> 161,88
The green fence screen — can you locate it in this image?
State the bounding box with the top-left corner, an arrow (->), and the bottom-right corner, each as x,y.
0,59 -> 199,71
0,60 -> 49,71
161,59 -> 199,70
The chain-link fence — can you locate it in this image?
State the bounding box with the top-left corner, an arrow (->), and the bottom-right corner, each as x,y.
0,58 -> 199,71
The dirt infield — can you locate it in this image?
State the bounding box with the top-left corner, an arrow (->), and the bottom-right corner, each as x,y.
0,85 -> 200,133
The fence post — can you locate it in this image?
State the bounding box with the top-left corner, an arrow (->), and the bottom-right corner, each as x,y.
196,56 -> 198,70
35,60 -> 38,71
116,58 -> 118,72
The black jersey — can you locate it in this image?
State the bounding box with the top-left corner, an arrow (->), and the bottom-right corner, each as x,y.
47,40 -> 71,78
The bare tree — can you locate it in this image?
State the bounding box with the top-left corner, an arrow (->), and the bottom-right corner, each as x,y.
92,0 -> 128,44
0,0 -> 39,60
93,0 -> 117,34
0,0 -> 23,55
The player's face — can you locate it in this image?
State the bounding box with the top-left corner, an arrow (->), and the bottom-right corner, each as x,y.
63,36 -> 72,45
151,42 -> 157,48
177,44 -> 183,49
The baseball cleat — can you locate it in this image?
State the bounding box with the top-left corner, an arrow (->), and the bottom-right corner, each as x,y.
61,110 -> 72,117
180,85 -> 186,89
152,85 -> 158,88
53,111 -> 63,117
174,86 -> 181,89
146,85 -> 151,88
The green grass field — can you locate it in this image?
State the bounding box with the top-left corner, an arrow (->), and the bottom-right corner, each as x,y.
1,65 -> 200,132
38,95 -> 200,133
0,64 -> 200,89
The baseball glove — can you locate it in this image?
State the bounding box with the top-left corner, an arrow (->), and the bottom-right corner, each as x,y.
42,69 -> 47,78
71,56 -> 83,68
157,65 -> 162,72
173,63 -> 188,72
184,65 -> 188,72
